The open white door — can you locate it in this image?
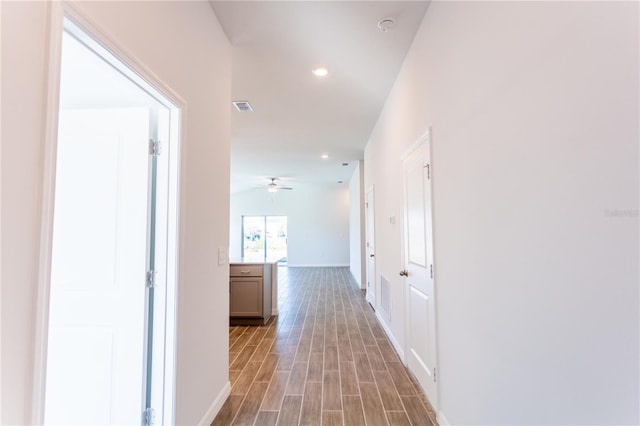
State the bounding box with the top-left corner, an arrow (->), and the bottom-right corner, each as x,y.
45,108 -> 151,425
42,18 -> 179,425
365,187 -> 376,307
402,133 -> 438,410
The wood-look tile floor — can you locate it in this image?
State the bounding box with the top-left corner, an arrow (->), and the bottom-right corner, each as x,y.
213,267 -> 438,426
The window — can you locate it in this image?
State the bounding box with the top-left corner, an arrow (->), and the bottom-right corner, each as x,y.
242,216 -> 287,262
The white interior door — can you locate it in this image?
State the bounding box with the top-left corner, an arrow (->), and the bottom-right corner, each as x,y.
402,137 -> 438,409
365,187 -> 376,307
45,108 -> 151,425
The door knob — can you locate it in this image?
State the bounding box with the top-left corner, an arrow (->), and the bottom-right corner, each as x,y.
370,254 -> 375,258
399,270 -> 408,277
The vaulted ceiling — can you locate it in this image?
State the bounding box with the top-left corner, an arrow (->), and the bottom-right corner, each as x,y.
209,1 -> 430,193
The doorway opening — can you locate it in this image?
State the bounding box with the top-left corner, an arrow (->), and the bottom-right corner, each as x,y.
242,216 -> 288,263
42,16 -> 181,425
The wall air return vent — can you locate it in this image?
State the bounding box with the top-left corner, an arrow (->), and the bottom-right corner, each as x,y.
232,101 -> 253,112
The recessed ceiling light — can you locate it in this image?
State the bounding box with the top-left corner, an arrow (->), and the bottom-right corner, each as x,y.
321,154 -> 329,159
312,67 -> 329,77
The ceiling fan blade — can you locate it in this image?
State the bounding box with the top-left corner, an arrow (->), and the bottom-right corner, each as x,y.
280,187 -> 293,190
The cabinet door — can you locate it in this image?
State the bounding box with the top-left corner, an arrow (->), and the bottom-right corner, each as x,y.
230,277 -> 263,317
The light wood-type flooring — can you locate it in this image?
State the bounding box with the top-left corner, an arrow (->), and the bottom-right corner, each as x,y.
213,267 -> 438,426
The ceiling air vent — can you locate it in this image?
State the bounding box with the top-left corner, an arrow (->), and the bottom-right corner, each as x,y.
232,101 -> 253,112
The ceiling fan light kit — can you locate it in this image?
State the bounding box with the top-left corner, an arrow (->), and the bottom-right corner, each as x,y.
266,178 -> 293,192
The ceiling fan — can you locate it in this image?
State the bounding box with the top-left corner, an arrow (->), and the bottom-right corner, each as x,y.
267,178 -> 293,192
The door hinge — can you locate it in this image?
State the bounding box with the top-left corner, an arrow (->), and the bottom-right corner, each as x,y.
425,163 -> 430,179
433,367 -> 437,383
430,264 -> 433,279
149,139 -> 161,156
146,270 -> 157,288
143,407 -> 155,426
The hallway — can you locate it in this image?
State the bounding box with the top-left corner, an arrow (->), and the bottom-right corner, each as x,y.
213,267 -> 437,425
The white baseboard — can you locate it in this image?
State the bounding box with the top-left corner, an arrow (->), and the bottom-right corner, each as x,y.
198,381 -> 231,426
349,270 -> 367,290
438,410 -> 450,426
375,310 -> 405,362
286,264 -> 350,267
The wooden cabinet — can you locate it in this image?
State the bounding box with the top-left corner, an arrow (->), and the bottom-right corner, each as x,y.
230,277 -> 263,317
229,262 -> 272,325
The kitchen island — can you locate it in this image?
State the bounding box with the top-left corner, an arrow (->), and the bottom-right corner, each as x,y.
229,258 -> 279,325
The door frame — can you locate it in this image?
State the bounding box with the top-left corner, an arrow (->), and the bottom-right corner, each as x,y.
32,2 -> 185,424
400,128 -> 440,412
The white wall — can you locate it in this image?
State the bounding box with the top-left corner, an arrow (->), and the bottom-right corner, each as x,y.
364,2 -> 639,424
1,2 -> 231,424
1,3 -> 48,422
349,161 -> 366,288
230,184 -> 350,266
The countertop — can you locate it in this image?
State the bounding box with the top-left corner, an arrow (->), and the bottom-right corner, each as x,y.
229,257 -> 281,265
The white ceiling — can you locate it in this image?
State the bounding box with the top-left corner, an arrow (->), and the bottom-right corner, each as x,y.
210,1 -> 429,193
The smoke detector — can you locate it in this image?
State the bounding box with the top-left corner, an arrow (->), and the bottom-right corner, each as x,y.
377,18 -> 395,33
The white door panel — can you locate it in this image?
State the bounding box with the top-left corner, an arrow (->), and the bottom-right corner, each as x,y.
406,164 -> 427,267
409,286 -> 432,375
45,109 -> 149,425
45,329 -> 114,424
